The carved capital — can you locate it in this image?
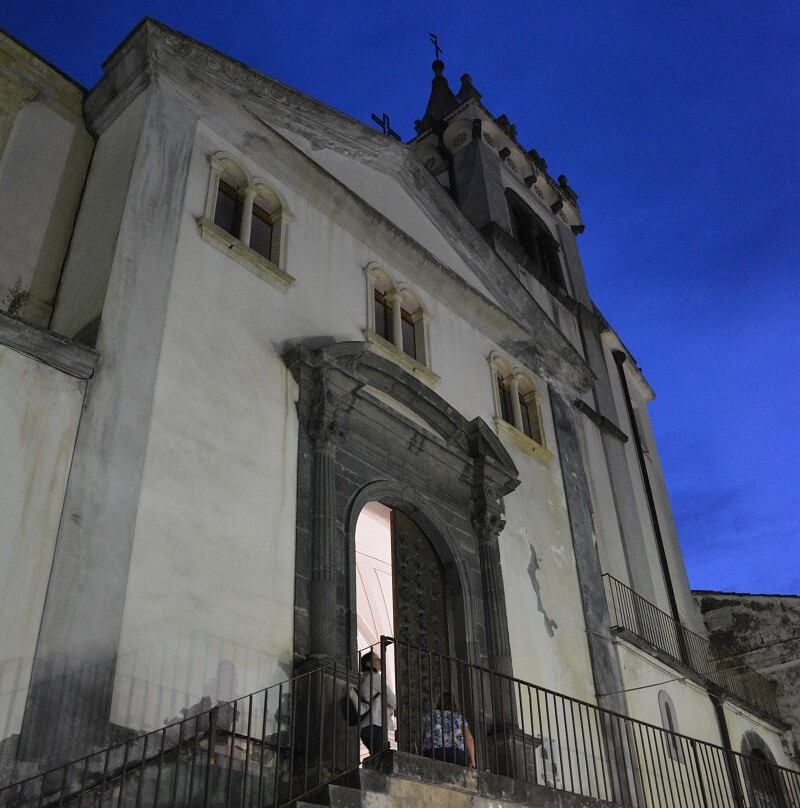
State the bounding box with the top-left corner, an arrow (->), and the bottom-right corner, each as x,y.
307,388 -> 347,450
472,505 -> 505,544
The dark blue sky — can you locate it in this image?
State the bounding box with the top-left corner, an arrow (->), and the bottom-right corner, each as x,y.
3,1 -> 797,594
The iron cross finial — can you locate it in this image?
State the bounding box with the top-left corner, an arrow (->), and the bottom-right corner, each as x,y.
370,112 -> 400,141
429,33 -> 442,61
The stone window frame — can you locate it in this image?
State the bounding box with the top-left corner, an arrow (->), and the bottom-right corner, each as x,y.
657,690 -> 685,763
489,352 -> 552,466
363,263 -> 438,384
505,189 -> 567,291
198,151 -> 294,291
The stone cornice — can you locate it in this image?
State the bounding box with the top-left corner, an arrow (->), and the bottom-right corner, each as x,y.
0,311 -> 98,379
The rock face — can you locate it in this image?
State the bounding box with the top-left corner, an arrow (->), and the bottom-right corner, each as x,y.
695,591 -> 800,758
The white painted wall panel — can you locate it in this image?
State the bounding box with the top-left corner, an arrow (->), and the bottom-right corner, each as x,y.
0,347 -> 83,738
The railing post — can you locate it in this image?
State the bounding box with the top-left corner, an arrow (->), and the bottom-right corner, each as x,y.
690,739 -> 711,808
203,706 -> 218,808
380,636 -> 392,752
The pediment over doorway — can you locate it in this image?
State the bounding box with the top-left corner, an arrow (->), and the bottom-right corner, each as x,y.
283,340 -> 519,499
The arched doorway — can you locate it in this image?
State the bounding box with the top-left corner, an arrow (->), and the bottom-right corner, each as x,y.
355,502 -> 451,649
355,501 -> 453,753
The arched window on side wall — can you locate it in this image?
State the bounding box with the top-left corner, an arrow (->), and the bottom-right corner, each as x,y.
657,691 -> 684,763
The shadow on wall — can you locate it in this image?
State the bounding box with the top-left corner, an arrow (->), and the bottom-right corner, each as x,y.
528,542 -> 558,638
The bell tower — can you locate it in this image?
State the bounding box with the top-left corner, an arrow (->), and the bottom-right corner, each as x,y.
410,58 -> 590,305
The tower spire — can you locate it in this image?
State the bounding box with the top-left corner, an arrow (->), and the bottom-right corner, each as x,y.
415,37 -> 460,135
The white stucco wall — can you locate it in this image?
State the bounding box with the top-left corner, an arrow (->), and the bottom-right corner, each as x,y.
301,146 -> 500,307
0,346 -> 84,739
617,641 -> 720,744
499,389 -> 597,704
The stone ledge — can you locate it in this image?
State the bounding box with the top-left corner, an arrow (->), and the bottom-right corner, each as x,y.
357,751 -> 619,808
197,217 -> 295,291
0,311 -> 98,379
495,417 -> 554,467
363,330 -> 440,387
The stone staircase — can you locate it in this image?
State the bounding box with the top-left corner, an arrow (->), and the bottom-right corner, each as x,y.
293,751 -> 616,808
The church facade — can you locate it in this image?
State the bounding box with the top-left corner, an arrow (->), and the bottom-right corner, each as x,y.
0,20 -> 796,806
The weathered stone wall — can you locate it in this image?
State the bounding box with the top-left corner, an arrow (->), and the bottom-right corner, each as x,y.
695,591 -> 800,759
0,33 -> 93,329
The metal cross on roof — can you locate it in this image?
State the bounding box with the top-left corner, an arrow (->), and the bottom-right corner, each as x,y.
429,33 -> 442,61
370,112 -> 401,140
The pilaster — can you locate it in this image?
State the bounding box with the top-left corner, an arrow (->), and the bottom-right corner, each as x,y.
468,419 -> 518,678
306,379 -> 348,661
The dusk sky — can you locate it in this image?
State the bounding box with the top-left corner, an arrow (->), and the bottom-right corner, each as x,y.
2,1 -> 797,594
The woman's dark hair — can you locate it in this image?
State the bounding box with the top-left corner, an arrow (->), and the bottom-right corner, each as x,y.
434,691 -> 459,711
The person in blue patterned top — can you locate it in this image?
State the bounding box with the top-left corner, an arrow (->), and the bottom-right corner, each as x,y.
421,691 -> 476,767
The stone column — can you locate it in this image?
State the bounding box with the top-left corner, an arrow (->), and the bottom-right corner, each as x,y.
307,418 -> 341,661
389,292 -> 404,351
474,500 -> 521,777
289,363 -> 354,781
238,184 -> 256,247
508,375 -> 523,432
473,505 -> 513,677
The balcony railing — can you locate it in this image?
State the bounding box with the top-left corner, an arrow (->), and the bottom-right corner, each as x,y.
2,637 -> 797,808
603,574 -> 781,721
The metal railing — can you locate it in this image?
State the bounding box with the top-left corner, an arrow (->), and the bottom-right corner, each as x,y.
2,637 -> 797,808
603,575 -> 780,721
393,638 -> 800,808
0,642 -> 389,808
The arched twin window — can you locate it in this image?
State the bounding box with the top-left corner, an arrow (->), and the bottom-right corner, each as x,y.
365,265 -> 430,371
214,178 -> 275,261
490,353 -> 549,462
199,152 -> 292,289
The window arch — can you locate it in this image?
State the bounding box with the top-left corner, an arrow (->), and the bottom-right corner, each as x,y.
365,265 -> 432,374
657,691 -> 684,763
199,152 -> 292,289
741,732 -> 786,807
490,352 -> 550,463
